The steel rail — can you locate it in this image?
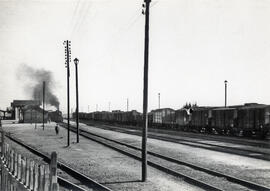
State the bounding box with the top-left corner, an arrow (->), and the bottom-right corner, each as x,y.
82,119 -> 270,148
5,133 -> 113,191
90,122 -> 270,161
61,123 -> 223,191
63,122 -> 270,191
58,177 -> 88,191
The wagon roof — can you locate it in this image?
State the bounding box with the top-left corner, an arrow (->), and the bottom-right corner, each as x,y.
192,106 -> 216,110
212,107 -> 236,111
151,108 -> 175,112
237,104 -> 270,109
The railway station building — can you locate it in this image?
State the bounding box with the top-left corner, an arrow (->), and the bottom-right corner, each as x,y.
10,100 -> 47,123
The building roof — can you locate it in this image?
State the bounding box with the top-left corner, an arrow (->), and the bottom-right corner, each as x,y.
11,100 -> 40,107
23,105 -> 48,113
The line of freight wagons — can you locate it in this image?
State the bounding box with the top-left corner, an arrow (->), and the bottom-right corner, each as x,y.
74,103 -> 270,139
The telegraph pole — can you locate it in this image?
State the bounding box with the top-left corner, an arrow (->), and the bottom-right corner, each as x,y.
74,58 -> 79,143
158,93 -> 160,109
142,0 -> 151,182
35,110 -> 37,129
43,81 -> 45,130
64,40 -> 71,147
127,98 -> 129,111
224,80 -> 228,107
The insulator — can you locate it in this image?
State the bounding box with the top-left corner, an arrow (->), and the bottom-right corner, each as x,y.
142,9 -> 145,14
142,3 -> 145,7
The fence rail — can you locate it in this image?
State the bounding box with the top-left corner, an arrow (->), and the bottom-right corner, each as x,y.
0,130 -> 59,191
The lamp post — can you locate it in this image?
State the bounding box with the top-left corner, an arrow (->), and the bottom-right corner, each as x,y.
158,93 -> 160,109
74,58 -> 79,143
127,98 -> 129,112
224,80 -> 228,108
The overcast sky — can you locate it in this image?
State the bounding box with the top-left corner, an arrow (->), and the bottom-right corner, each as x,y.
1,0 -> 270,113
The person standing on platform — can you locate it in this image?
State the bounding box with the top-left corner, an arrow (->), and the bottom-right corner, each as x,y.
55,123 -> 59,135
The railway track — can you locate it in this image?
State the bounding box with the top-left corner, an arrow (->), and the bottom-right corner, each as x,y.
84,122 -> 270,161
61,122 -> 270,191
81,119 -> 270,148
4,133 -> 113,191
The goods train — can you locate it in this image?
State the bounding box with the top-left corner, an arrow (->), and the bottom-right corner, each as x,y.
73,103 -> 270,139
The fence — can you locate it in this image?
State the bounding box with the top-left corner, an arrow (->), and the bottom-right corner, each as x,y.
0,130 -> 59,191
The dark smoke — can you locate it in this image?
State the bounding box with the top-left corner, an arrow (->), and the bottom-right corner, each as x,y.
17,64 -> 60,109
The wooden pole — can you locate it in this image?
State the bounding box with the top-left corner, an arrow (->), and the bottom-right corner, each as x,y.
43,81 -> 45,130
64,40 -> 71,146
142,0 -> 151,182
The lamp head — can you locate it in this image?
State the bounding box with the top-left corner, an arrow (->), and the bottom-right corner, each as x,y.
74,58 -> 79,64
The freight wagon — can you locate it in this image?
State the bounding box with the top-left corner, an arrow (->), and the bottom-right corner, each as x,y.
237,104 -> 270,138
149,108 -> 175,128
74,103 -> 270,139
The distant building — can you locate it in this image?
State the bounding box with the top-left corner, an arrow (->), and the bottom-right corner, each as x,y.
23,105 -> 48,123
10,100 -> 44,123
0,110 -> 6,120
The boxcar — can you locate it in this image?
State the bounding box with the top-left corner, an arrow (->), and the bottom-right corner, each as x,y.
175,109 -> 190,130
122,110 -> 142,125
150,108 -> 175,128
211,107 -> 237,135
237,104 -> 270,138
190,107 -> 212,132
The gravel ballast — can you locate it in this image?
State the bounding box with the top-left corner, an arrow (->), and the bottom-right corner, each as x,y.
69,120 -> 270,188
2,123 -> 204,191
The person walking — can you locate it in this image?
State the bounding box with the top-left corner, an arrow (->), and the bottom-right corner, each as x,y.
55,123 -> 59,135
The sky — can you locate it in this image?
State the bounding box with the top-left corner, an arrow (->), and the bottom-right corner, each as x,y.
0,0 -> 270,113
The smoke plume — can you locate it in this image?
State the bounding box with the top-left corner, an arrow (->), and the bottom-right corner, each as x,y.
17,64 -> 60,109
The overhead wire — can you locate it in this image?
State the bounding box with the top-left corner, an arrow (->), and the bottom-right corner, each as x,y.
69,0 -> 81,39
97,1 -> 160,62
73,0 -> 93,36
70,0 -> 88,39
